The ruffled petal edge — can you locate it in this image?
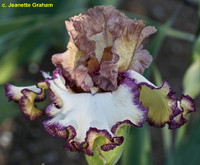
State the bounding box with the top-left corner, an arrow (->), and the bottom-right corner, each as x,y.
5,81 -> 48,120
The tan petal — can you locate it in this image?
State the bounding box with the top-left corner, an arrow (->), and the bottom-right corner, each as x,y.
113,20 -> 146,72
129,45 -> 153,74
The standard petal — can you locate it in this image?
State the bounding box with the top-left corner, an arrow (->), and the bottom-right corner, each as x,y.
43,71 -> 147,155
93,61 -> 118,91
129,45 -> 153,74
52,6 -> 156,92
113,20 -> 146,72
122,70 -> 195,128
137,26 -> 157,47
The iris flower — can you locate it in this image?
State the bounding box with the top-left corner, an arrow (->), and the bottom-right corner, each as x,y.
5,6 -> 195,156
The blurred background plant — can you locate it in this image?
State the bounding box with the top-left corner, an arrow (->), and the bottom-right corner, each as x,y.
0,0 -> 200,165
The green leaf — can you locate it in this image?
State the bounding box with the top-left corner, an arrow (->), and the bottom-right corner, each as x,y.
145,4 -> 183,78
166,28 -> 194,42
153,65 -> 162,86
175,118 -> 200,165
0,15 -> 40,35
144,25 -> 165,78
121,126 -> 151,165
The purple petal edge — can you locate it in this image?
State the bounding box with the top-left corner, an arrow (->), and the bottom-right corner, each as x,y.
5,84 -> 17,102
120,77 -> 148,126
119,71 -> 191,128
168,95 -> 196,129
43,119 -> 143,155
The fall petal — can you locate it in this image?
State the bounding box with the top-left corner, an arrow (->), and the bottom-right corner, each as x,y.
43,70 -> 147,155
5,81 -> 48,120
121,70 -> 195,128
169,95 -> 195,129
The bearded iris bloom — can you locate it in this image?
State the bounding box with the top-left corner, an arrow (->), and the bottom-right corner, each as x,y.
5,6 -> 195,156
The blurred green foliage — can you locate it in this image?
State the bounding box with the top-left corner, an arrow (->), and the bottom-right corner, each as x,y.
183,34 -> 200,98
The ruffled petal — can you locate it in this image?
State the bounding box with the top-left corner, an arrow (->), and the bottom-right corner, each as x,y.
5,80 -> 48,120
121,70 -> 195,128
129,45 -> 153,74
93,61 -> 118,91
137,26 -> 157,47
113,20 -> 146,72
52,6 -> 156,92
169,95 -> 195,129
43,70 -> 147,155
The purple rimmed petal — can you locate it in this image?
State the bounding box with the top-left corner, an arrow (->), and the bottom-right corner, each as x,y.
43,121 -> 72,139
169,95 -> 196,129
5,84 -> 44,102
5,78 -> 49,120
43,71 -> 147,155
63,128 -> 124,155
122,70 -> 196,128
19,88 -> 43,120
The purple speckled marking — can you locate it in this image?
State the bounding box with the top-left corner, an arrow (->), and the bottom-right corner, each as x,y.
45,103 -> 55,118
43,121 -> 71,139
49,89 -> 55,101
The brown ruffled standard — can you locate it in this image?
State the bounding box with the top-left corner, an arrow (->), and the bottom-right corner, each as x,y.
52,5 -> 156,92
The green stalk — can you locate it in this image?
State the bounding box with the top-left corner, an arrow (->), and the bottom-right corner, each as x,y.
121,126 -> 151,165
166,28 -> 194,42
